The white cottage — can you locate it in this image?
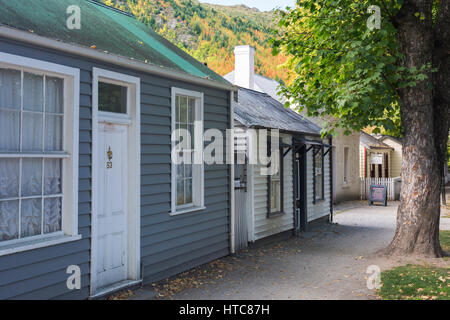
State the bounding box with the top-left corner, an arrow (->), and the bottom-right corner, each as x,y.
225,45 -> 360,204
232,88 -> 332,249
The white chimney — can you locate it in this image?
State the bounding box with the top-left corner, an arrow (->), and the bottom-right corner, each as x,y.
233,45 -> 255,90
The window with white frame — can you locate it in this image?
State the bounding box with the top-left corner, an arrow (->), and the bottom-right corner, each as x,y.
269,149 -> 283,215
343,146 -> 349,185
313,145 -> 324,202
0,57 -> 79,248
171,88 -> 204,214
267,134 -> 283,216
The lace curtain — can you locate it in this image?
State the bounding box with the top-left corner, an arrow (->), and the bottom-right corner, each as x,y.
0,68 -> 63,242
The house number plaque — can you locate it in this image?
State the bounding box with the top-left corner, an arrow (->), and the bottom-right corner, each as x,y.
106,146 -> 113,169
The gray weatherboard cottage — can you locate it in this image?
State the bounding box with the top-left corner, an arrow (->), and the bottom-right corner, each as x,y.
0,0 -> 234,299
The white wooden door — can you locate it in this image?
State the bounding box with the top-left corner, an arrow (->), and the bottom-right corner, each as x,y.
96,122 -> 128,288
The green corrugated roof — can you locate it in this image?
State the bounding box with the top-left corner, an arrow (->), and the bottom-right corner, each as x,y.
0,0 -> 230,85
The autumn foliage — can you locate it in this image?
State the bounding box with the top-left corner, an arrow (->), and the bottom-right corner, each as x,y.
99,0 -> 293,84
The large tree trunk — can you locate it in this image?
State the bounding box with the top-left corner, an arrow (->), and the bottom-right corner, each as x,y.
433,1 -> 450,209
386,0 -> 443,257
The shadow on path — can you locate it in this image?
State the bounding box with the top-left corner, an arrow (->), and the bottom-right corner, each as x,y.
131,203 -> 401,300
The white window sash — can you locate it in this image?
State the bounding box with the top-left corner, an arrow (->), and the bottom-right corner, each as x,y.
170,87 -> 204,215
0,53 -> 80,253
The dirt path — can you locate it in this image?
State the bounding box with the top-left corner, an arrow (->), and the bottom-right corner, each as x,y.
128,201 -> 449,300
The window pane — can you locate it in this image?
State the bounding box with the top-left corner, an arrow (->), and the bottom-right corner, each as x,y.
316,177 -> 323,199
174,123 -> 181,149
344,147 -> 349,183
176,163 -> 184,179
0,159 -> 19,199
271,180 -> 280,212
0,109 -> 20,151
180,96 -> 187,123
176,179 -> 184,205
187,98 -> 195,123
0,68 -> 21,110
314,147 -> 323,200
187,124 -> 194,149
185,178 -> 192,204
0,200 -> 19,241
175,95 -> 181,122
21,198 -> 42,237
22,111 -> 43,151
43,197 -> 61,234
180,124 -> 188,149
21,158 -> 42,197
44,159 -> 61,195
98,82 -> 127,114
315,149 -> 322,168
45,76 -> 63,114
45,114 -> 63,151
272,153 -> 280,178
23,72 -> 43,112
185,163 -> 192,179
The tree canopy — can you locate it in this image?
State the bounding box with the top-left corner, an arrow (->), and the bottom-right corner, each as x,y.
271,0 -> 436,137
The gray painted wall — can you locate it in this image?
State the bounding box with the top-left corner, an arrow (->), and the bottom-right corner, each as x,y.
0,37 -> 230,299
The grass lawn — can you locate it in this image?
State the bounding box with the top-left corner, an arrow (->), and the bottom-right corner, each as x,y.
441,230 -> 450,251
377,231 -> 450,300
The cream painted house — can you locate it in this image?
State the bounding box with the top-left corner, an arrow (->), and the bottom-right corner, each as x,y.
331,129 -> 361,202
359,133 -> 403,200
378,135 -> 403,177
225,45 -> 361,203
359,132 -> 404,178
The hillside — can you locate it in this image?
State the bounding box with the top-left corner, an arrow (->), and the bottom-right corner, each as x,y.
98,0 -> 292,84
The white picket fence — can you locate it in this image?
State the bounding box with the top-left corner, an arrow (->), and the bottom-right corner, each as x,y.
360,177 -> 396,201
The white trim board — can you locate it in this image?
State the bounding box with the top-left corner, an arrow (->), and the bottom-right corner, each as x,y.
90,67 -> 141,296
229,91 -> 235,253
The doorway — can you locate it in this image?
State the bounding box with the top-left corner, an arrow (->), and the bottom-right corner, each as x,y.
90,68 -> 141,296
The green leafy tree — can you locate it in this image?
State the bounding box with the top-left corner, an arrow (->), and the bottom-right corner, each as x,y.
272,0 -> 449,257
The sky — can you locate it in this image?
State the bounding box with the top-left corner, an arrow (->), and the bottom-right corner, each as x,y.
198,0 -> 296,12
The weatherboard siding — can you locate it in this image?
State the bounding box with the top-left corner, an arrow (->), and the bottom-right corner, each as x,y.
306,136 -> 331,223
381,138 -> 402,177
253,133 -> 294,241
140,73 -> 231,283
0,37 -> 230,299
0,37 -> 92,300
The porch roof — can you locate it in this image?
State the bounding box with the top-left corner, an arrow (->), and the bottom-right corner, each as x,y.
360,131 -> 393,150
234,88 -> 322,136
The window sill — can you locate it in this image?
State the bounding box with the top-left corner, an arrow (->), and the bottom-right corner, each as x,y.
0,234 -> 82,257
268,211 -> 285,219
170,206 -> 206,216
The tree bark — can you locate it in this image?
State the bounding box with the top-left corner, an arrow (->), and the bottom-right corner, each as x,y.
386,0 -> 444,257
433,1 -> 450,209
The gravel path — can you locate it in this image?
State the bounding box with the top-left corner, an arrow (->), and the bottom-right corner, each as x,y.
129,201 -> 449,300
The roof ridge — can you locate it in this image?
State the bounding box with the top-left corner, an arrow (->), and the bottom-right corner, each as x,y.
239,86 -> 271,97
86,0 -> 135,17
